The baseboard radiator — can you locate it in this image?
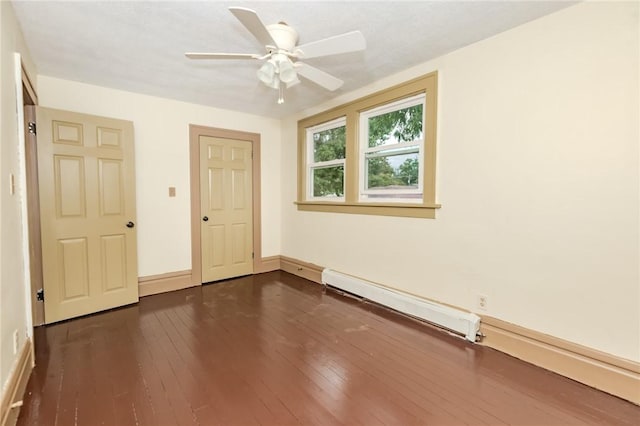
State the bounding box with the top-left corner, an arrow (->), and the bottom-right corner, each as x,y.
322,269 -> 481,342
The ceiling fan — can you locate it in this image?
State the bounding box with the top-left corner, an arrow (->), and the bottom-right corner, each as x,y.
185,7 -> 366,104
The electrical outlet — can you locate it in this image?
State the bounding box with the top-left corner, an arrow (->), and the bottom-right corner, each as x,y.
13,330 -> 19,355
477,294 -> 488,311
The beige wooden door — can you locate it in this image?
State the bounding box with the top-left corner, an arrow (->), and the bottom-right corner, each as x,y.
200,136 -> 253,282
37,107 -> 138,323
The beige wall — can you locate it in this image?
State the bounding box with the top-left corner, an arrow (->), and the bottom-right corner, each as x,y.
281,2 -> 640,361
2,0 -> 637,389
36,77 -> 282,277
0,0 -> 37,394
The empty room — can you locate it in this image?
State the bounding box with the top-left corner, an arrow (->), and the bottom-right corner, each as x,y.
1,1 -> 639,425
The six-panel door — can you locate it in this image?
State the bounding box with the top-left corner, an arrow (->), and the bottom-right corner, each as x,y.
200,136 -> 253,282
37,107 -> 138,323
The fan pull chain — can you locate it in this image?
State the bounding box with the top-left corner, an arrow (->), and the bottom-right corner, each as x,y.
278,84 -> 284,104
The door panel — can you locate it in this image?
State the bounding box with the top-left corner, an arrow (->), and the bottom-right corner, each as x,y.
231,224 -> 247,264
98,159 -> 124,215
55,155 -> 86,217
200,136 -> 253,282
231,169 -> 247,209
100,234 -> 127,291
97,127 -> 122,148
53,120 -> 83,145
207,225 -> 225,268
208,168 -> 224,210
37,107 -> 138,323
58,238 -> 89,300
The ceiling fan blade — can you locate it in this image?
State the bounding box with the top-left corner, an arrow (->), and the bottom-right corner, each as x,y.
286,76 -> 301,89
296,31 -> 366,59
185,53 -> 261,60
184,52 -> 262,59
296,63 -> 343,91
229,7 -> 278,48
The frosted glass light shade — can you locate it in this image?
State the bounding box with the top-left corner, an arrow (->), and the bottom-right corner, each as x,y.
278,59 -> 297,84
257,61 -> 277,87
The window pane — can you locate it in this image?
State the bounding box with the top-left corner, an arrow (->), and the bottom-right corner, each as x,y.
368,104 -> 423,148
366,152 -> 419,190
313,125 -> 346,162
312,165 -> 344,198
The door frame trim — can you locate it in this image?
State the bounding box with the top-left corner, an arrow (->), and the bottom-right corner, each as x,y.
18,57 -> 39,370
189,125 -> 263,285
24,105 -> 44,327
22,61 -> 42,326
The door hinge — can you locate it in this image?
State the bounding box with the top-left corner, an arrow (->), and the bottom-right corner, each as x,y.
251,150 -> 253,159
28,122 -> 36,135
252,252 -> 255,259
36,288 -> 44,301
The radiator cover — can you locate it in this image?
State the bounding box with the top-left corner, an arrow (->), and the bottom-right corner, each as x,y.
322,269 -> 481,342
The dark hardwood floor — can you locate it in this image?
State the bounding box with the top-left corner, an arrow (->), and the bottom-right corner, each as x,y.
17,271 -> 640,426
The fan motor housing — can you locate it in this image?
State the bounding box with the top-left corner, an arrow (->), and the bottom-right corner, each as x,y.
266,23 -> 299,52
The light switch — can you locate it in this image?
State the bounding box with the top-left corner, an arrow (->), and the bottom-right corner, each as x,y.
168,186 -> 176,197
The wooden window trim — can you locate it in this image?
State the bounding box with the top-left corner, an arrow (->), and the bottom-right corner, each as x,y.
358,94 -> 425,201
297,72 -> 440,218
305,117 -> 347,202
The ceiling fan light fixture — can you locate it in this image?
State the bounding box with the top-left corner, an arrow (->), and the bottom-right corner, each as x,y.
258,54 -> 297,90
266,76 -> 280,89
278,58 -> 297,84
186,8 -> 366,104
257,61 -> 276,86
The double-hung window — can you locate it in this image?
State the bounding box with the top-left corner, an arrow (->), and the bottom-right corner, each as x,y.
360,94 -> 425,203
297,72 -> 439,218
306,118 -> 346,201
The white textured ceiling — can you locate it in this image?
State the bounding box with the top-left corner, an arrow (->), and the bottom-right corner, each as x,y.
12,1 -> 575,118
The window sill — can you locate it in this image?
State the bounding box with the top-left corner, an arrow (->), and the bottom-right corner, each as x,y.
295,201 -> 441,219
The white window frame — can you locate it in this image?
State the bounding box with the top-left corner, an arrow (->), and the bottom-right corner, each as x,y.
359,94 -> 426,203
306,117 -> 347,201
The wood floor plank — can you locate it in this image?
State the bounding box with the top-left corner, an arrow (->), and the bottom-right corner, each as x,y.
17,271 -> 640,426
252,282 -> 482,424
225,284 -> 429,425
175,301 -> 342,425
160,307 -> 267,425
171,318 -> 297,425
